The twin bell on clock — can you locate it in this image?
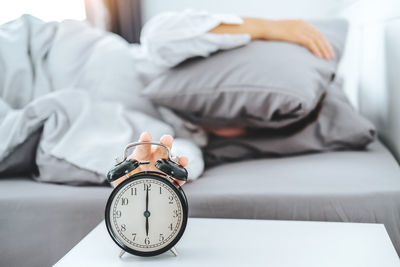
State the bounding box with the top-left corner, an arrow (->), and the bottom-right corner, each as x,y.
104,141 -> 189,258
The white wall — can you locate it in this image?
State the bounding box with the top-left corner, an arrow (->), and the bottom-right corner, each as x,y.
385,20 -> 400,160
142,0 -> 356,22
0,0 -> 85,24
337,0 -> 400,160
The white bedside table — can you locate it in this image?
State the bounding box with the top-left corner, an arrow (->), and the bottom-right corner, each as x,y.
55,218 -> 400,267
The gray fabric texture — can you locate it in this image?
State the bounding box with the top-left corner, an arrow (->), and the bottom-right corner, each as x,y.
204,79 -> 376,166
0,179 -> 112,267
1,140 -> 400,267
142,19 -> 348,128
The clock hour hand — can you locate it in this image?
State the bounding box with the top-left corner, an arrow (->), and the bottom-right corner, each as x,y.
146,217 -> 149,237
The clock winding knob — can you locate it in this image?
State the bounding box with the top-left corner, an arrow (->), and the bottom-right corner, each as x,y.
107,159 -> 139,182
155,159 -> 188,182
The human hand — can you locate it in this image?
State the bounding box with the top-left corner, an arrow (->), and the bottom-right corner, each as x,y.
111,132 -> 189,188
262,19 -> 334,59
210,18 -> 334,59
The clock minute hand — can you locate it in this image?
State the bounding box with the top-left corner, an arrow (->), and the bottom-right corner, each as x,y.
145,187 -> 149,236
146,186 -> 149,211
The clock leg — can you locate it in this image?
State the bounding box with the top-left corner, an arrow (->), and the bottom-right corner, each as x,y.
119,249 -> 126,258
170,246 -> 178,257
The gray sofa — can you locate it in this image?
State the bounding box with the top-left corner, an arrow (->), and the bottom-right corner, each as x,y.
1,140 -> 400,267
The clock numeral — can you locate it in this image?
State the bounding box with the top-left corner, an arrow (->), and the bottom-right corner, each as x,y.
144,183 -> 151,191
159,234 -> 165,242
131,187 -> 137,196
115,210 -> 122,218
168,196 -> 174,204
159,186 -> 162,194
121,198 -> 129,205
132,233 -> 137,241
168,223 -> 173,231
144,237 -> 150,245
121,224 -> 126,232
173,210 -> 179,218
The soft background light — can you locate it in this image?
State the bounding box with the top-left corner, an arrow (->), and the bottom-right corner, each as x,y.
0,0 -> 85,24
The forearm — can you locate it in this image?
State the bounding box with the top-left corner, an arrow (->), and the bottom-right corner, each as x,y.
209,18 -> 269,40
209,17 -> 334,59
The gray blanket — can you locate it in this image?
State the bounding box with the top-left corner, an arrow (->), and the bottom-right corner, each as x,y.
0,15 -> 202,184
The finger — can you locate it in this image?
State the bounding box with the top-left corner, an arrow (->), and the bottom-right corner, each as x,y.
131,131 -> 152,160
304,28 -> 334,59
154,134 -> 174,158
322,37 -> 334,59
176,180 -> 186,186
160,134 -> 173,148
304,31 -> 330,59
178,156 -> 189,167
111,177 -> 125,188
301,37 -> 321,58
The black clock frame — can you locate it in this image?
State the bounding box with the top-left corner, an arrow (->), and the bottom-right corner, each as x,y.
105,171 -> 189,257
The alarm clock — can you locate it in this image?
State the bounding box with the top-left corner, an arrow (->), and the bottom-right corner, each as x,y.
105,142 -> 188,257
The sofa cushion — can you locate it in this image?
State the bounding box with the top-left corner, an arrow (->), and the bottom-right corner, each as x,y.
0,179 -> 111,267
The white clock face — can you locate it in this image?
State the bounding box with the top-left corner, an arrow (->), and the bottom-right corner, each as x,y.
108,177 -> 184,252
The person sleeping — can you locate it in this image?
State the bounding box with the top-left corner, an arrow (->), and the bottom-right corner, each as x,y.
112,13 -> 334,187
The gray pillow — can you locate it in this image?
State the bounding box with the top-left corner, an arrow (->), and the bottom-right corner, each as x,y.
203,79 -> 376,166
142,19 -> 348,128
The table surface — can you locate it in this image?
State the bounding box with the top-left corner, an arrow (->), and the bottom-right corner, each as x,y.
55,218 -> 400,267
